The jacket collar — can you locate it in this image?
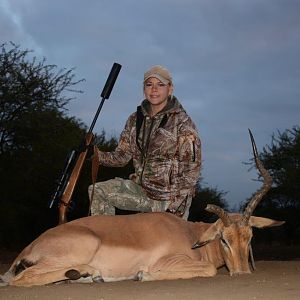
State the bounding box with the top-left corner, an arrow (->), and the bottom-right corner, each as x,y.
140,96 -> 184,117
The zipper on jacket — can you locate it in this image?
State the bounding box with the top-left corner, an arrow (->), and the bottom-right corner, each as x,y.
192,141 -> 196,162
140,117 -> 155,186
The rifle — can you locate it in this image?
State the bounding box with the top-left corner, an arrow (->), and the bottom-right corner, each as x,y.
49,62 -> 122,224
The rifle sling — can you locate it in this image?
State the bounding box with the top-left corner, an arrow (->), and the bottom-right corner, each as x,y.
90,145 -> 100,215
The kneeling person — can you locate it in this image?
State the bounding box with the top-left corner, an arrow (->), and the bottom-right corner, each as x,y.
89,65 -> 201,220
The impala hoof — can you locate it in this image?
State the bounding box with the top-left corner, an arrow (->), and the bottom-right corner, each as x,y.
92,275 -> 104,283
134,271 -> 143,281
0,276 -> 8,286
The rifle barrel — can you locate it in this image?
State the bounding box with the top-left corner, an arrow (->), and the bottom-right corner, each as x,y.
54,62 -> 122,223
89,63 -> 122,133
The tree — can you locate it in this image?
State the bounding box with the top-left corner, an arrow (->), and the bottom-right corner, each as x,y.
241,126 -> 300,244
0,42 -> 84,155
261,127 -> 300,208
0,42 -> 85,249
189,184 -> 228,222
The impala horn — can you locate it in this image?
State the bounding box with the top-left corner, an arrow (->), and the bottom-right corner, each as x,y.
241,129 -> 273,225
205,204 -> 231,227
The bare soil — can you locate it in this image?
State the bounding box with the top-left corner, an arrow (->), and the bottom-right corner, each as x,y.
0,247 -> 300,300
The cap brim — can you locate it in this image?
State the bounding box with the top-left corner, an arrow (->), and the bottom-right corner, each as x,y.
144,74 -> 169,85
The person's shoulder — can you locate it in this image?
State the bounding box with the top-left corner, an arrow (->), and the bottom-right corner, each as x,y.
176,110 -> 199,133
176,109 -> 193,123
123,110 -> 139,130
125,108 -> 139,121
128,111 -> 137,119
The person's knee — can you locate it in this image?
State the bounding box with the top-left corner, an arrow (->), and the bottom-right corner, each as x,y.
88,181 -> 107,200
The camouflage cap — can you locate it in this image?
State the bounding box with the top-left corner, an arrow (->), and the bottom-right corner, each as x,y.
144,65 -> 172,85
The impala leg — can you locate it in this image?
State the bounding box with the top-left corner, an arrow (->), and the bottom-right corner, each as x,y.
141,254 -> 217,281
0,270 -> 14,286
10,264 -> 101,287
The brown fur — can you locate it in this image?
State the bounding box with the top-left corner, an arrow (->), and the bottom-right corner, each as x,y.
0,212 -> 284,287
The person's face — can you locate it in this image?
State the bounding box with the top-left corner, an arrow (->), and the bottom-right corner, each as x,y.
144,77 -> 173,115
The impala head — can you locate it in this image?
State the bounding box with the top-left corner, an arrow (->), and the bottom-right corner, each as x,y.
193,130 -> 285,276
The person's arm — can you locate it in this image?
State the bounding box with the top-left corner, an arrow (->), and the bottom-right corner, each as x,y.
96,114 -> 135,167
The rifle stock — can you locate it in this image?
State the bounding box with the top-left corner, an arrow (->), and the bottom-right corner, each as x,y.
58,132 -> 93,224
51,63 -> 122,224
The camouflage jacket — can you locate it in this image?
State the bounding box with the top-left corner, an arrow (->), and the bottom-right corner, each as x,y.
98,96 -> 201,212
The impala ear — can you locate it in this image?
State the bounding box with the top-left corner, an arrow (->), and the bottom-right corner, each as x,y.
249,216 -> 285,228
192,220 -> 222,249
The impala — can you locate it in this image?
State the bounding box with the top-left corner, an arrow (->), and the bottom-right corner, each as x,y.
0,131 -> 284,286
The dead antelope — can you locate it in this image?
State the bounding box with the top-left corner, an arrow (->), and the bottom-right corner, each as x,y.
0,130 -> 284,287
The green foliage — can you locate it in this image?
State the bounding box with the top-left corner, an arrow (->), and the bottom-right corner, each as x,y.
241,126 -> 300,244
261,126 -> 300,208
0,42 -> 84,155
0,43 -> 85,249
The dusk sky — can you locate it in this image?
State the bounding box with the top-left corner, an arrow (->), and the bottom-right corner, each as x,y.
1,0 -> 299,209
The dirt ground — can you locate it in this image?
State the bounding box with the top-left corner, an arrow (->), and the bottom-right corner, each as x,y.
0,247 -> 300,300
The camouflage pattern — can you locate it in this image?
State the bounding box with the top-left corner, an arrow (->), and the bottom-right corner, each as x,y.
91,96 -> 201,218
89,177 -> 170,213
89,178 -> 192,220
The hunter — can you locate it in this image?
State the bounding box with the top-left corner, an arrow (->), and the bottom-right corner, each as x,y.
89,65 -> 201,220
